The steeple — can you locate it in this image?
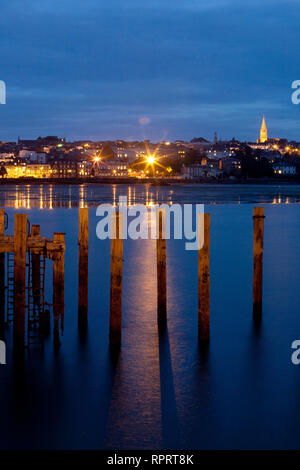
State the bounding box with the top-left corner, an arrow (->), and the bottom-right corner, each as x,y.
260,115 -> 268,143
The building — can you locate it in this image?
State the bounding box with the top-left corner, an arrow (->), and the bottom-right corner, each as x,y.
260,115 -> 268,143
19,150 -> 47,163
4,164 -> 51,178
25,164 -> 51,178
156,142 -> 187,159
18,136 -> 65,148
97,160 -> 128,176
273,162 -> 296,175
51,161 -> 77,178
261,150 -> 282,163
0,153 -> 14,162
207,148 -> 234,159
116,148 -> 137,162
222,157 -> 242,176
19,150 -> 37,160
181,163 -> 223,179
3,164 -> 27,178
77,161 -> 93,177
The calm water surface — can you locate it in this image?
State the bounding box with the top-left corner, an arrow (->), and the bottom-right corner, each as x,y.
0,182 -> 300,207
0,184 -> 300,449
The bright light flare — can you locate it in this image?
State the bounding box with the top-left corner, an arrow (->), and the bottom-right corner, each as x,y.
147,155 -> 155,164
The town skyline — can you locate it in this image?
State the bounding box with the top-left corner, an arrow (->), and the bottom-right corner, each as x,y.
1,114 -> 298,145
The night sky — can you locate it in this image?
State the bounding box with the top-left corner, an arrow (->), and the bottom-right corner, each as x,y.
0,0 -> 299,142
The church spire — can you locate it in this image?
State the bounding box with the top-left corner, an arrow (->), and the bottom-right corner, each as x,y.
260,115 -> 268,143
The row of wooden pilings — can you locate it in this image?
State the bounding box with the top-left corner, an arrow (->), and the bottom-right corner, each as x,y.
77,206 -> 265,348
0,206 -> 265,349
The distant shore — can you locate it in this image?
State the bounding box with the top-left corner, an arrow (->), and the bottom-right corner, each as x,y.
0,176 -> 300,185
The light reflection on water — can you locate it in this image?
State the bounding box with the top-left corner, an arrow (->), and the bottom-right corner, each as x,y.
1,183 -> 300,209
1,187 -> 300,449
106,240 -> 162,449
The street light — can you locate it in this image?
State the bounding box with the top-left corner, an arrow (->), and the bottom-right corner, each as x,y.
147,155 -> 155,164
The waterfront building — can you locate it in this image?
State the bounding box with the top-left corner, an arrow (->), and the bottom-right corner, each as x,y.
78,161 -> 93,177
181,163 -> 223,179
4,163 -> 51,178
273,162 -> 297,175
51,161 -> 78,178
98,160 -> 129,176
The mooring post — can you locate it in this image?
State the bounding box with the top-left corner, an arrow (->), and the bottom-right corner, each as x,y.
78,208 -> 89,330
0,209 -> 5,330
53,232 -> 65,348
31,225 -> 41,312
13,213 -> 27,349
0,209 -> 4,235
157,208 -> 167,328
109,211 -> 123,347
31,225 -> 49,336
253,206 -> 265,319
198,213 -> 210,341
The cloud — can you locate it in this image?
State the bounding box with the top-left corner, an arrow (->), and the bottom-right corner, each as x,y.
0,0 -> 299,140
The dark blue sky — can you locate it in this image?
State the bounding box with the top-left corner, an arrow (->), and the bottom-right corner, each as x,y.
0,0 -> 299,142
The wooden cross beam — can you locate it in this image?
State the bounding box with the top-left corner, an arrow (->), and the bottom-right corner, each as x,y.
0,234 -> 65,257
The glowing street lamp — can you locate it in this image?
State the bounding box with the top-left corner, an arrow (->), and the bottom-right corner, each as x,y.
147,155 -> 155,164
93,155 -> 101,176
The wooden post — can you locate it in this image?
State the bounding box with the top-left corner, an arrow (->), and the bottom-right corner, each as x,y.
0,209 -> 5,330
157,208 -> 167,328
0,209 -> 4,236
13,213 -> 27,348
31,225 -> 41,314
31,225 -> 40,237
109,211 -> 123,347
253,207 -> 265,319
78,208 -> 89,329
198,213 -> 210,341
53,233 -> 65,348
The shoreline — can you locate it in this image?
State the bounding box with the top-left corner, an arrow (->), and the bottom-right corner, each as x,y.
0,176 -> 300,186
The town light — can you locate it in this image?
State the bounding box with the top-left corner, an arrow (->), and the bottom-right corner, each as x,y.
147,155 -> 155,164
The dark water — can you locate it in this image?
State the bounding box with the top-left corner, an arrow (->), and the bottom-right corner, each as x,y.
1,184 -> 300,449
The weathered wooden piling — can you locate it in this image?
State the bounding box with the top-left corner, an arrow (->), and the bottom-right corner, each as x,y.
13,213 -> 27,348
157,208 -> 167,328
198,213 -> 210,341
0,209 -> 5,329
31,225 -> 41,311
31,225 -> 40,237
0,209 -> 4,235
78,208 -> 89,329
109,211 -> 123,347
53,232 -> 65,348
253,206 -> 265,319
